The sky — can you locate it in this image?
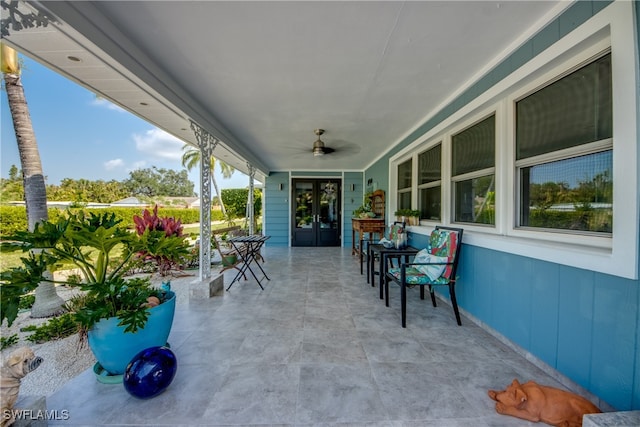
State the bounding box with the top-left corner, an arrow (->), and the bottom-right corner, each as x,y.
1,56 -> 249,196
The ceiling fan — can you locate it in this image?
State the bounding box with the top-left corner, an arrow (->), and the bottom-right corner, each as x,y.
311,129 -> 335,156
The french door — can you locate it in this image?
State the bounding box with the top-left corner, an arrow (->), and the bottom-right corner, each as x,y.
292,179 -> 341,246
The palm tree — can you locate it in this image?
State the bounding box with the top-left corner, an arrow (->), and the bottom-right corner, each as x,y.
181,144 -> 235,216
1,43 -> 64,317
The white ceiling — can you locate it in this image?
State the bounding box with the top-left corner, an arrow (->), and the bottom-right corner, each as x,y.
2,1 -> 566,179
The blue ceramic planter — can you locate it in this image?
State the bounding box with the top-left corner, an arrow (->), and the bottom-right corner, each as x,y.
88,291 -> 176,375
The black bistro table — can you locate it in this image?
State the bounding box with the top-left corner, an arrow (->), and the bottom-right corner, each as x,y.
368,244 -> 419,300
226,235 -> 270,290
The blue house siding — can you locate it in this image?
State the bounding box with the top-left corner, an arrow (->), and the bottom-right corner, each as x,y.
343,172 -> 364,249
263,172 -> 289,246
365,158 -> 389,214
456,246 -> 639,411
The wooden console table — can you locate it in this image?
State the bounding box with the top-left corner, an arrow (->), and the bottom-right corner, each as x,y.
352,218 -> 385,255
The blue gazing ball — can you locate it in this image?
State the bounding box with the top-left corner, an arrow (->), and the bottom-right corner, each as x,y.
123,346 -> 177,399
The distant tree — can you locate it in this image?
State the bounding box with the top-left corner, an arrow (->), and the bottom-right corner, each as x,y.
0,178 -> 24,201
8,164 -> 19,181
1,43 -> 64,317
181,144 -> 234,215
46,178 -> 128,203
123,166 -> 194,197
530,181 -> 570,210
0,164 -> 24,201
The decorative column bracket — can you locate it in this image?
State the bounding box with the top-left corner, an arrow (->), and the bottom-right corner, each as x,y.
190,120 -> 218,281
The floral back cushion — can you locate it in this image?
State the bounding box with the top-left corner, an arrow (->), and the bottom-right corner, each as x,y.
428,229 -> 459,278
388,224 -> 404,242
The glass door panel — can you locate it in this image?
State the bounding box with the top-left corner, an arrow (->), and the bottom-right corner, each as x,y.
295,182 -> 314,229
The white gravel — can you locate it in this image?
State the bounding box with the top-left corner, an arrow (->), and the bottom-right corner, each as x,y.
0,274 -> 195,397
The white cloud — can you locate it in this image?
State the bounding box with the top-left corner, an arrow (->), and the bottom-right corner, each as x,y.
104,158 -> 124,170
91,97 -> 126,112
133,128 -> 184,161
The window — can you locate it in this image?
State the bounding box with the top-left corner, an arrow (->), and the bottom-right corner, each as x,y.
451,115 -> 495,225
397,158 -> 412,211
418,143 -> 441,221
516,53 -> 612,234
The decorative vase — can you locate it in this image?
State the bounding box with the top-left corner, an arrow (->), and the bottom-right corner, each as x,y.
123,346 -> 177,399
88,291 -> 176,376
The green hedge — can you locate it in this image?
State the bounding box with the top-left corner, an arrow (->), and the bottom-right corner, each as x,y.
0,206 -> 225,238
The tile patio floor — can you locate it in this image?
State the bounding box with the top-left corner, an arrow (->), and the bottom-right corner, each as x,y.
47,247 -> 585,426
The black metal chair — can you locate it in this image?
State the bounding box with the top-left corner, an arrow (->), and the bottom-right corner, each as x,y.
384,226 -> 464,327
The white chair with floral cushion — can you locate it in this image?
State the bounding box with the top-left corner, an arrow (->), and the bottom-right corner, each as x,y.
384,226 -> 464,327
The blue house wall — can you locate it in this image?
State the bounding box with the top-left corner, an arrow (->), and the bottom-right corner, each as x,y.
263,171 -> 290,246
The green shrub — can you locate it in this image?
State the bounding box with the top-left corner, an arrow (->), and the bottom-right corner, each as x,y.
19,294 -> 35,310
0,206 -> 28,237
21,313 -> 78,343
0,334 -> 18,350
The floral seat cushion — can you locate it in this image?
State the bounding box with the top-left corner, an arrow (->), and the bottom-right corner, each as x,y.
387,267 -> 450,285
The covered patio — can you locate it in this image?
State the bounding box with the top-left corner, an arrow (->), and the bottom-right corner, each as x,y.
3,0 -> 640,417
47,247 -> 592,426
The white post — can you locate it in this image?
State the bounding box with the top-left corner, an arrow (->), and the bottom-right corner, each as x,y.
247,162 -> 255,235
190,121 -> 218,281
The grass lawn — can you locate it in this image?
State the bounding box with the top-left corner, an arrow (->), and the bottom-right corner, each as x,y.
0,247 -> 26,271
183,220 -> 248,237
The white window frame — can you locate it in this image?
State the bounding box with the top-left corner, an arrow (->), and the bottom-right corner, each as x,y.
450,112 -> 497,227
417,142 -> 443,223
396,158 -> 413,212
388,1 -> 638,279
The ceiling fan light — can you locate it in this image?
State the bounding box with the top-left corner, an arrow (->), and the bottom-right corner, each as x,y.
312,137 -> 325,156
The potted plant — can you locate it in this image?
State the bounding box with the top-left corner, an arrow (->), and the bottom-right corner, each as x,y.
0,207 -> 189,377
408,209 -> 421,226
394,208 -> 411,223
354,201 -> 376,219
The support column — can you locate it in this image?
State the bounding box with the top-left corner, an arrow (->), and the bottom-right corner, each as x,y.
247,162 -> 255,235
190,120 -> 218,281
